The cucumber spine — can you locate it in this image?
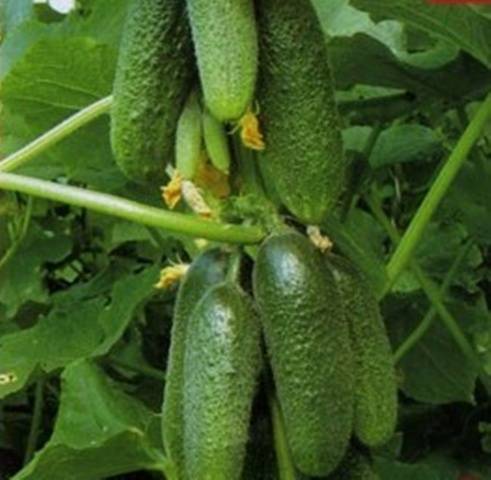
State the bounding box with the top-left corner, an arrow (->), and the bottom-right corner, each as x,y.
183,281 -> 262,480
253,232 -> 354,476
161,249 -> 229,474
111,0 -> 193,184
256,0 -> 346,224
325,254 -> 398,447
186,0 -> 258,121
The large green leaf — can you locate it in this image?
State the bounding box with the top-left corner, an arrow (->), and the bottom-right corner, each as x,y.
0,266 -> 159,398
351,0 -> 491,68
13,360 -> 166,480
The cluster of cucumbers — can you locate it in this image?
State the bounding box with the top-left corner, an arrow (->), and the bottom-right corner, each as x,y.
162,231 -> 397,479
110,0 -> 398,478
110,0 -> 345,226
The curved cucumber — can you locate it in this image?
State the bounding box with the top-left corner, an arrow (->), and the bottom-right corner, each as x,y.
176,90 -> 203,180
202,109 -> 231,175
183,281 -> 262,480
325,254 -> 397,447
111,0 -> 193,184
186,0 -> 258,121
161,249 -> 229,474
253,232 -> 354,476
257,0 -> 346,224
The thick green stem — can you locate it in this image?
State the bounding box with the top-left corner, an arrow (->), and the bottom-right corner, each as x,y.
268,391 -> 296,480
385,93 -> 491,295
0,96 -> 113,173
394,241 -> 473,362
0,173 -> 265,244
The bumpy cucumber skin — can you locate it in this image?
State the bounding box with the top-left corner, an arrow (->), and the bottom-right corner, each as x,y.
256,0 -> 345,224
183,282 -> 262,480
186,0 -> 258,121
202,109 -> 231,175
326,254 -> 398,447
176,90 -> 203,180
328,449 -> 380,480
253,232 -> 354,476
111,0 -> 193,184
161,249 -> 229,475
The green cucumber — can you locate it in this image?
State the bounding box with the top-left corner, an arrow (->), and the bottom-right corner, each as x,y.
161,249 -> 229,474
202,108 -> 231,175
176,90 -> 203,180
257,0 -> 346,224
325,254 -> 398,447
111,0 -> 193,184
183,281 -> 262,480
186,0 -> 258,121
253,232 -> 354,476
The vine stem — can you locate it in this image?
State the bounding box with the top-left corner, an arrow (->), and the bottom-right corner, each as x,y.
0,173 -> 265,244
394,240 -> 473,362
384,92 -> 491,295
0,96 -> 113,173
268,391 -> 296,480
23,378 -> 45,465
0,196 -> 33,271
367,193 -> 491,391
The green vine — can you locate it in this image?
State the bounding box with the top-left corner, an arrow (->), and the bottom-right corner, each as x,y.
384,93 -> 491,295
0,96 -> 113,173
0,173 -> 265,244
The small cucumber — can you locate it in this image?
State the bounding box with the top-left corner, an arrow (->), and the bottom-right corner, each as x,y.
176,90 -> 203,180
257,0 -> 346,224
183,281 -> 262,480
325,254 -> 398,447
253,232 -> 354,476
161,249 -> 229,474
111,0 -> 193,184
202,109 -> 231,175
186,0 -> 258,121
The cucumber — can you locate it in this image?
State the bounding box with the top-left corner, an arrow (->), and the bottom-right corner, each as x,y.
202,108 -> 231,175
325,254 -> 398,447
183,281 -> 262,480
256,0 -> 346,224
176,90 -> 203,180
111,0 -> 193,184
253,232 -> 354,476
328,449 -> 380,480
161,249 -> 229,474
186,0 -> 258,121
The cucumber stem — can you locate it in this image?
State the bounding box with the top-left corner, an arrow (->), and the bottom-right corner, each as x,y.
0,96 -> 113,173
384,92 -> 491,294
0,173 -> 265,244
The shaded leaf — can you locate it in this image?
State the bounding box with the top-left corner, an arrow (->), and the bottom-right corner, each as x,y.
0,266 -> 159,398
386,294 -> 478,404
351,0 -> 491,68
13,360 -> 165,480
369,124 -> 442,168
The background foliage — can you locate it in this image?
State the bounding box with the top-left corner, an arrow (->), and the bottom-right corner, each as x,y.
1,0 -> 491,478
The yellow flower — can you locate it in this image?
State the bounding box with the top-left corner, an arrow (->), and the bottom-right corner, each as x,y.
161,170 -> 183,209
